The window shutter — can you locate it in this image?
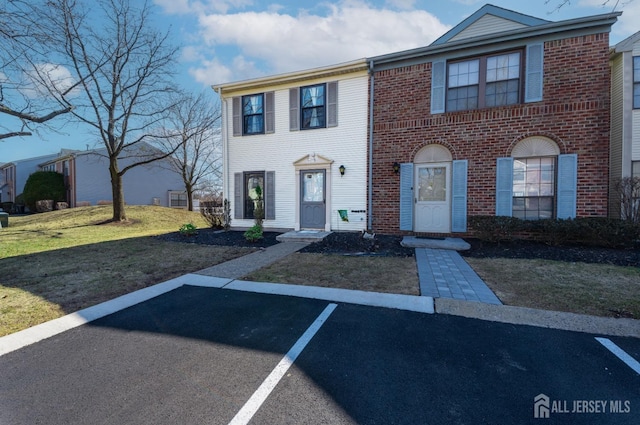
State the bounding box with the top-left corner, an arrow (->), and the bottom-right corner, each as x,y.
399,163 -> 414,231
431,60 -> 446,114
525,43 -> 544,103
495,157 -> 514,216
327,81 -> 338,127
289,88 -> 299,131
557,154 -> 577,219
232,97 -> 241,136
451,160 -> 468,232
265,92 -> 275,134
234,172 -> 243,219
265,171 -> 275,220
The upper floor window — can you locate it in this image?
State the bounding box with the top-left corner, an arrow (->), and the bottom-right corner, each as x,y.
634,56 -> 640,109
447,51 -> 522,112
242,94 -> 264,135
301,84 -> 326,129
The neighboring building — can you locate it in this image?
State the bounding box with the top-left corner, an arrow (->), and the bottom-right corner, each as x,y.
369,4 -> 619,234
213,59 -> 370,231
38,143 -> 185,208
609,31 -> 640,218
0,153 -> 59,204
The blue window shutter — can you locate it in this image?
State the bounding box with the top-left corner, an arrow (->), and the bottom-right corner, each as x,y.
232,97 -> 241,136
431,60 -> 446,114
400,163 -> 414,231
327,81 -> 338,127
265,171 -> 275,220
557,154 -> 577,219
525,43 -> 543,103
451,160 -> 468,232
496,157 -> 514,216
234,172 -> 243,219
289,88 -> 299,131
265,92 -> 275,134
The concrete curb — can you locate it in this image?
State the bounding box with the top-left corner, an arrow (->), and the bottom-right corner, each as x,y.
435,298 -> 640,338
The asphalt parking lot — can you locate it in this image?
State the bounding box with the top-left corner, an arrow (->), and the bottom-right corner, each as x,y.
1,284 -> 638,424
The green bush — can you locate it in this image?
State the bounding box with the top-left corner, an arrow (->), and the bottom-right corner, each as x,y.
243,224 -> 263,242
469,215 -> 640,248
22,171 -> 66,212
179,223 -> 198,236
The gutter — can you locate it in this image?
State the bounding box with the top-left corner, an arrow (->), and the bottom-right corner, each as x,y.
367,60 -> 374,231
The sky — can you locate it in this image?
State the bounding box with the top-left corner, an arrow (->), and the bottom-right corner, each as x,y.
2,0 -> 639,162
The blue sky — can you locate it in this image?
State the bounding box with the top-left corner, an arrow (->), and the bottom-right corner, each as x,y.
2,0 -> 638,162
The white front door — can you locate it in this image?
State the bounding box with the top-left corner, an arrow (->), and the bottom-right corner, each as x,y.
414,162 -> 450,233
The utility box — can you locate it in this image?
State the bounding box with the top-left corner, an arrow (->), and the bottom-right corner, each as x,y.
0,212 -> 8,228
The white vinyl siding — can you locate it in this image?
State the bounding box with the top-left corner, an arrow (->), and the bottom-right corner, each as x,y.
225,74 -> 368,231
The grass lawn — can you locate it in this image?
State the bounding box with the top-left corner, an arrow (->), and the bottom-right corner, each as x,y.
0,206 -> 256,336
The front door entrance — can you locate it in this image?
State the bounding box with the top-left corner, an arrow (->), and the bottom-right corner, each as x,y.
415,162 -> 450,233
300,170 -> 326,229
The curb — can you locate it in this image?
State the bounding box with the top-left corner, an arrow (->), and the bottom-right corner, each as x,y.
435,298 -> 640,338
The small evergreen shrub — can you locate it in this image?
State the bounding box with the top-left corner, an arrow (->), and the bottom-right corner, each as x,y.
179,223 -> 198,236
22,171 -> 65,212
244,224 -> 264,242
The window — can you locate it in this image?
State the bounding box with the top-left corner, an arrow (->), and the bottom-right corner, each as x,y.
447,51 -> 522,112
242,94 -> 264,135
169,191 -> 188,208
512,157 -> 555,220
634,57 -> 640,109
301,84 -> 326,129
243,172 -> 264,219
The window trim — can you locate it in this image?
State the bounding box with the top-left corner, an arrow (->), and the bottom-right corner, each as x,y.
446,49 -> 524,112
300,83 -> 327,130
511,156 -> 557,220
633,56 -> 640,109
241,94 -> 265,136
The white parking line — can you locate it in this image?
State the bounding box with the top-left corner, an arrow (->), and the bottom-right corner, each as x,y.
228,303 -> 338,425
595,337 -> 640,375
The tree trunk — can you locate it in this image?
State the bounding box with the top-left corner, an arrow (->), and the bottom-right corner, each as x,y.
186,184 -> 194,212
109,157 -> 127,221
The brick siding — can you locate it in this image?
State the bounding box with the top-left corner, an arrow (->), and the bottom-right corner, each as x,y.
371,33 -> 611,234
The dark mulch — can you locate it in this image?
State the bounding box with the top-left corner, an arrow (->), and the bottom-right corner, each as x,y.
156,228 -> 640,266
155,228 -> 281,248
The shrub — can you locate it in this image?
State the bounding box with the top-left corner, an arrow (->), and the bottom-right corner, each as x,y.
179,223 -> 198,236
200,199 -> 231,230
244,224 -> 263,242
22,171 -> 65,212
469,215 -> 640,248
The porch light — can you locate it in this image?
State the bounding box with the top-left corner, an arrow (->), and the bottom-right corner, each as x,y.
392,162 -> 400,174
339,164 -> 346,176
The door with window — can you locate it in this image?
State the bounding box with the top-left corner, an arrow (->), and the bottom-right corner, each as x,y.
300,170 -> 325,229
415,163 -> 450,233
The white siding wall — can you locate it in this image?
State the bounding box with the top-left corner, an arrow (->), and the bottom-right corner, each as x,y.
450,15 -> 527,42
14,154 -> 58,199
633,41 -> 640,161
225,72 -> 369,231
74,150 -> 184,206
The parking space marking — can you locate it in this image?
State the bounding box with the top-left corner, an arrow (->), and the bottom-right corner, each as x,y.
228,303 -> 338,425
596,337 -> 640,375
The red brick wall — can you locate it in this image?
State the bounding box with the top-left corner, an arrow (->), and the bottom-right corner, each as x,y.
371,33 -> 611,234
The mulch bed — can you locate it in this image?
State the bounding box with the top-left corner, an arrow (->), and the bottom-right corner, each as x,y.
156,228 -> 640,266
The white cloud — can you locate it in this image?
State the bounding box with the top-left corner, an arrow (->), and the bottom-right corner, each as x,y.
194,1 -> 450,82
25,63 -> 77,98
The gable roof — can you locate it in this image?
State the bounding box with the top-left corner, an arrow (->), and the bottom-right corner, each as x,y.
431,4 -> 550,46
371,6 -> 620,69
614,30 -> 640,52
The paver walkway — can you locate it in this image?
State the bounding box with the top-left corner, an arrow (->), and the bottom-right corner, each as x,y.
415,248 -> 502,305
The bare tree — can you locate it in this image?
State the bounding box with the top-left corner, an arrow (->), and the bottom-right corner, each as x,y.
34,0 -> 180,221
157,92 -> 222,211
545,0 -> 630,13
0,0 -> 73,140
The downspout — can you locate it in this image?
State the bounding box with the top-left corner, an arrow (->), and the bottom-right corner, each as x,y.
213,86 -> 229,206
367,59 -> 375,231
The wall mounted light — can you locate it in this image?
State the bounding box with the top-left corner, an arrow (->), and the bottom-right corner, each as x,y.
392,162 -> 400,174
339,164 -> 346,176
